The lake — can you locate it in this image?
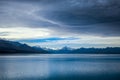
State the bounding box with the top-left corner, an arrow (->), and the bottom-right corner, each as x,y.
0,54 -> 120,80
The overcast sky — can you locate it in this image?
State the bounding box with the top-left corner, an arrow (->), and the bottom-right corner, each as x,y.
0,0 -> 120,48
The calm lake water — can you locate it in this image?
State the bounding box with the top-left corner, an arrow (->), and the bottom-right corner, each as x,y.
0,54 -> 120,80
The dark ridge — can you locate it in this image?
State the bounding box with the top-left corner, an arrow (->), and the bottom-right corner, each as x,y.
49,47 -> 120,54
0,39 -> 48,54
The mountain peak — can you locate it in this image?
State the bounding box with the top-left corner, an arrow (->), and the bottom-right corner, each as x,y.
60,46 -> 73,50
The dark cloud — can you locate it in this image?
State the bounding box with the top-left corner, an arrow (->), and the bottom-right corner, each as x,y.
0,0 -> 120,36
62,22 -> 120,37
36,0 -> 120,36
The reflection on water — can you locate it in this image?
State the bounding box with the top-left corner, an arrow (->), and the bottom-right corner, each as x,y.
0,54 -> 120,80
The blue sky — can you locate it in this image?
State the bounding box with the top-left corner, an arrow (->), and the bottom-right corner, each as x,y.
0,0 -> 120,48
18,37 -> 78,43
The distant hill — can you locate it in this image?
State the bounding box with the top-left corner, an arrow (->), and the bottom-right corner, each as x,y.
0,39 -> 48,54
71,47 -> 120,54
48,47 -> 120,54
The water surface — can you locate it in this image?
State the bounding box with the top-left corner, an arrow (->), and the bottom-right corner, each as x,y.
0,54 -> 120,80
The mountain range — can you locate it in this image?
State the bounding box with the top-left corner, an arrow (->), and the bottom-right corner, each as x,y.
0,39 -> 120,54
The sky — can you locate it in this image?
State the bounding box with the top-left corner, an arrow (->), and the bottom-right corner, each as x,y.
0,0 -> 120,49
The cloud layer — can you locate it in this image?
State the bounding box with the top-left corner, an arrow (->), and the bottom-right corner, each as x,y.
0,0 -> 120,36
0,0 -> 120,48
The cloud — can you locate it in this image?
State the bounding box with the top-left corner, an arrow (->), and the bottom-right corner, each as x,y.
26,36 -> 120,48
0,27 -> 52,39
35,0 -> 120,36
0,32 -> 9,36
59,22 -> 120,37
0,0 -> 120,36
